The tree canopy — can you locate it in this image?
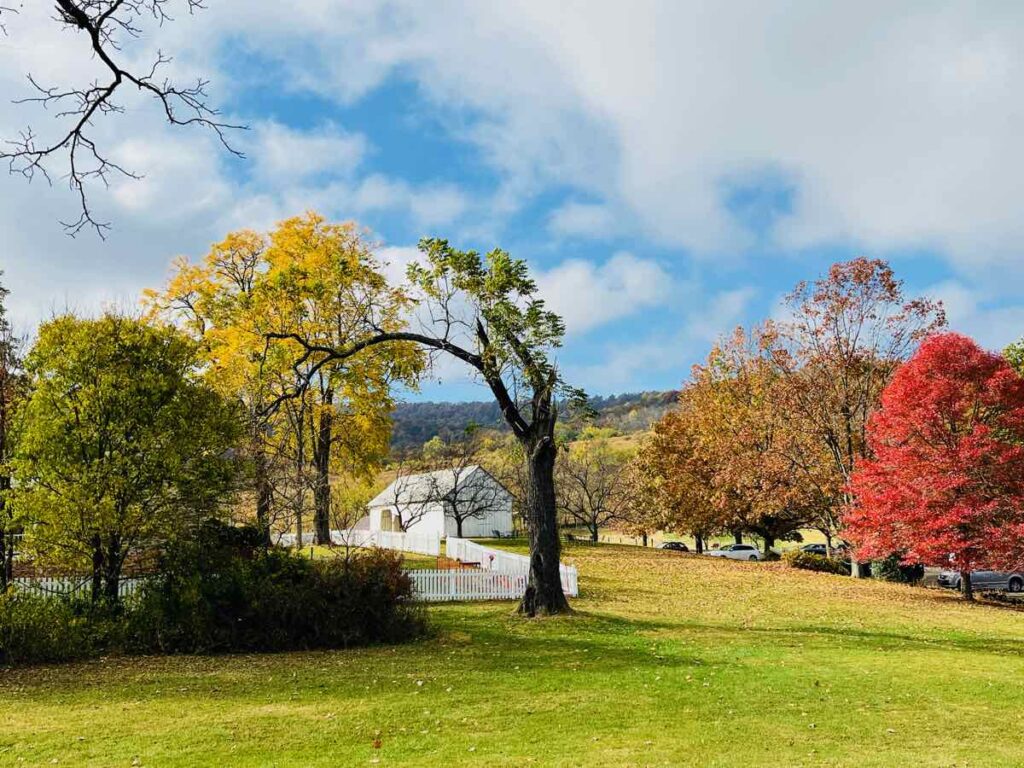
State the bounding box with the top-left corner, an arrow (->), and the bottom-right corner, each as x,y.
11,314 -> 240,601
845,333 -> 1024,599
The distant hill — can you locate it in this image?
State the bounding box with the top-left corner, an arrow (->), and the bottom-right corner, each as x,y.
390,390 -> 678,449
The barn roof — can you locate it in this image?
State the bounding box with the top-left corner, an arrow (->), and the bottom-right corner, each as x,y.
367,465 -> 506,508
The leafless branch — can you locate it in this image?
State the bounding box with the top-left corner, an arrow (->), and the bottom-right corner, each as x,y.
1,0 -> 245,237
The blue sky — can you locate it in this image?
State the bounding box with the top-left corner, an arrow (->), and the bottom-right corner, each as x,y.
2,2 -> 1023,401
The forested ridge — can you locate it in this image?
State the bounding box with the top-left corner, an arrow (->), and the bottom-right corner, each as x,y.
390,390 -> 678,448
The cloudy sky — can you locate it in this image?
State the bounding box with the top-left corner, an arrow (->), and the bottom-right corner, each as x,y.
2,1 -> 1023,399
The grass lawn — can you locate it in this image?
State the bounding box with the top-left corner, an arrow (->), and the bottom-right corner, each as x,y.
3,544 -> 1024,767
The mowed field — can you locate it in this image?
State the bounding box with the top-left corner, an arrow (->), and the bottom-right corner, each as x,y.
3,543 -> 1024,767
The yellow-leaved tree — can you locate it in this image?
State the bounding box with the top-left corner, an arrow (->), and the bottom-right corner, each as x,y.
145,213 -> 422,545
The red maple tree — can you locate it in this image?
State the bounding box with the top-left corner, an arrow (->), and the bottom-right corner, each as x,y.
845,333 -> 1024,599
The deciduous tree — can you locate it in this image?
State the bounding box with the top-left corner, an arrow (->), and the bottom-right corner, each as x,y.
555,439 -> 631,543
270,238 -> 585,616
12,314 -> 239,602
845,333 -> 1024,601
770,258 -> 945,550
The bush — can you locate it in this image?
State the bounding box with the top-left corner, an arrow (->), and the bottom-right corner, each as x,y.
0,592 -> 123,665
127,522 -> 425,654
2,521 -> 427,666
873,554 -> 925,585
782,549 -> 850,575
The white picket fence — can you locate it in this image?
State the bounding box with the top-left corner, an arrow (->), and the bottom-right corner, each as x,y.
274,528 -> 441,556
408,569 -> 527,602
446,537 -> 579,597
11,576 -> 146,598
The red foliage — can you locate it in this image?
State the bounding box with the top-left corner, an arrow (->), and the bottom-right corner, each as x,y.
845,333 -> 1024,572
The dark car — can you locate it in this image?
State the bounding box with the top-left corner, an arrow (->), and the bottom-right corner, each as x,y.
661,541 -> 689,552
801,543 -> 828,556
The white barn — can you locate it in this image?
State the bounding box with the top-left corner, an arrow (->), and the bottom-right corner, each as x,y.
366,465 -> 514,539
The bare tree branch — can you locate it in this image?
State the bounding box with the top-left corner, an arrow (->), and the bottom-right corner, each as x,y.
1,0 -> 245,237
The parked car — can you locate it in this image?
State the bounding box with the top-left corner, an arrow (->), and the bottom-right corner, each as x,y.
706,543 -> 762,561
661,541 -> 689,552
938,569 -> 1024,593
801,543 -> 828,556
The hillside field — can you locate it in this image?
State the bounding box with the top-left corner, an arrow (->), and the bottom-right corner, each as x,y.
2,543 -> 1024,766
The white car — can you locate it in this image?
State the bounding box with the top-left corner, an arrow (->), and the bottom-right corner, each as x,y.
706,543 -> 763,561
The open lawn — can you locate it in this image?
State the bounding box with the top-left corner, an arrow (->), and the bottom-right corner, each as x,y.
3,544 -> 1024,767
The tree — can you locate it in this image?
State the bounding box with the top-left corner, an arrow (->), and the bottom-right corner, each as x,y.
555,439 -> 631,542
0,274 -> 25,588
845,333 -> 1024,601
770,258 -> 945,552
637,407 -> 722,553
422,428 -> 508,538
11,314 -> 239,602
1006,338 -> 1024,376
257,214 -> 419,545
686,327 -> 817,553
146,231 -> 285,545
146,214 -> 419,547
270,237 -> 585,616
0,1 -> 241,236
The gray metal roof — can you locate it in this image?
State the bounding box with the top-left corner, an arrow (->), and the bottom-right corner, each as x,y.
367,465 -> 505,508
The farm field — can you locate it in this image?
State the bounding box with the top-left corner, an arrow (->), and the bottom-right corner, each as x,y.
3,543 -> 1024,767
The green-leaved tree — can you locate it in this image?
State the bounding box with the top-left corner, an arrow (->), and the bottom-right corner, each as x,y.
12,314 -> 240,602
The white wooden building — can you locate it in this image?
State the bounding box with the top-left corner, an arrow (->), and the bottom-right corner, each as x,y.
366,465 -> 514,538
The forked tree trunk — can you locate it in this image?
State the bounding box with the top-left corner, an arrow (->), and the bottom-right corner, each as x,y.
961,570 -> 974,602
518,432 -> 570,616
313,405 -> 333,545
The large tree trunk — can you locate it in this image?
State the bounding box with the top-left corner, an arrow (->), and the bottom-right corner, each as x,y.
961,570 -> 974,602
733,531 -> 743,545
763,534 -> 775,555
518,432 -> 570,616
589,522 -> 599,543
313,404 -> 333,546
694,533 -> 704,554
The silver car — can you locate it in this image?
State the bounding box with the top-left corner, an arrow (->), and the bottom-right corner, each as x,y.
937,569 -> 1024,593
706,543 -> 762,561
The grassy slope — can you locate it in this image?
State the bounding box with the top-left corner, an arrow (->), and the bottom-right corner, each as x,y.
3,544 -> 1024,767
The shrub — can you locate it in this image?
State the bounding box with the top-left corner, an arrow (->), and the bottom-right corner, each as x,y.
782,550 -> 850,575
3,521 -> 426,666
0,592 -> 123,665
128,522 -> 425,654
873,554 -> 925,585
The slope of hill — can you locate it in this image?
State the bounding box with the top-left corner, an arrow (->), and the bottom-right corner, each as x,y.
389,390 -> 678,449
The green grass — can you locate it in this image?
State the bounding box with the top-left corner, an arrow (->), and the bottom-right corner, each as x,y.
3,544 -> 1024,766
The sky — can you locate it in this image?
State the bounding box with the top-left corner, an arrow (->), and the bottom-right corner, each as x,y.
1,1 -> 1023,401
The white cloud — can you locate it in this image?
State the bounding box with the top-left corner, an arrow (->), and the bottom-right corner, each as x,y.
548,202 -> 618,239
568,284 -> 757,391
925,281 -> 1024,351
170,1 -> 1024,278
249,121 -> 367,183
537,252 -> 673,334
